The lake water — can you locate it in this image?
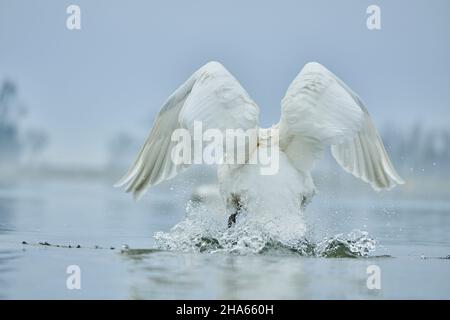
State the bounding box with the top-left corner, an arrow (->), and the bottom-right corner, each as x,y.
0,173 -> 449,299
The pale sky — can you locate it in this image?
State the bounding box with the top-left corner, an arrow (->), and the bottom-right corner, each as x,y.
1,0 -> 449,166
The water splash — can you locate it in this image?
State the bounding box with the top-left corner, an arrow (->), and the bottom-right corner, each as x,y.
313,230 -> 376,258
154,200 -> 377,258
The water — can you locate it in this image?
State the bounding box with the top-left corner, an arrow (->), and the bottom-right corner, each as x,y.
0,175 -> 449,299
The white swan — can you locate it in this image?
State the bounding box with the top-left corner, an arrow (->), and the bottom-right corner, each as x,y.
115,61 -> 404,229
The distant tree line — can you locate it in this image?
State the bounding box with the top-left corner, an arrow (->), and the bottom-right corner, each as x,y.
105,121 -> 450,175
0,80 -> 48,166
382,123 -> 450,172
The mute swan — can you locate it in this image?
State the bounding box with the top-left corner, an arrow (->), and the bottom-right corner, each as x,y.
115,61 -> 404,229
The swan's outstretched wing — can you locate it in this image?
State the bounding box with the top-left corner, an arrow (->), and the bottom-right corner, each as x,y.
279,62 -> 404,191
115,61 -> 260,199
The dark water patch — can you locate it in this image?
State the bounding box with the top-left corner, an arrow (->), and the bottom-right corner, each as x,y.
20,241 -> 117,251
420,255 -> 450,260
121,248 -> 161,255
195,237 -> 223,252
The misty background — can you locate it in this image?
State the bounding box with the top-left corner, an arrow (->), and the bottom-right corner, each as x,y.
0,0 -> 449,190
1,0 -> 450,300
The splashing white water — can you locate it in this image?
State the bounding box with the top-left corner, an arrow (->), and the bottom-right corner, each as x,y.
154,199 -> 377,257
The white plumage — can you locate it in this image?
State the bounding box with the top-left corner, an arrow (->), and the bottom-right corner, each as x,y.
116,61 -> 404,226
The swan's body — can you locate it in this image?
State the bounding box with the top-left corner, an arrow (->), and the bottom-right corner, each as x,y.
116,61 -> 404,230
218,133 -> 314,231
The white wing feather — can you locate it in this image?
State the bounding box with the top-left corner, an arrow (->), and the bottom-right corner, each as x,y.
115,61 -> 260,199
279,62 -> 404,191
